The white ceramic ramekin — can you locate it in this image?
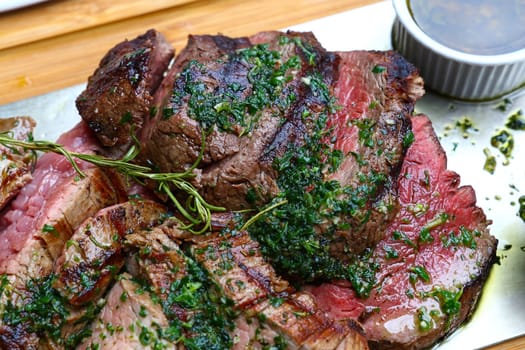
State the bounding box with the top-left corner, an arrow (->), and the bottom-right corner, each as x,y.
391,0 -> 525,101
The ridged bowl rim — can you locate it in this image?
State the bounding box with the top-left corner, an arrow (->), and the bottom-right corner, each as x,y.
392,0 -> 525,66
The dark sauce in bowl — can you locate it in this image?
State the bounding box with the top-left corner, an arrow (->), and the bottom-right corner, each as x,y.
408,0 -> 525,55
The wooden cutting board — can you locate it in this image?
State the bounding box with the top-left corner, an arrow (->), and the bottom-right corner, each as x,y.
0,0 -> 376,105
0,0 -> 197,50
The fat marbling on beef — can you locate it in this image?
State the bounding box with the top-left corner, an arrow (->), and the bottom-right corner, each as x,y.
309,114 -> 497,349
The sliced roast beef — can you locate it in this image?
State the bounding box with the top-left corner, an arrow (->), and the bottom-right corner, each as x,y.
0,121 -> 125,349
76,29 -> 174,148
0,121 -> 123,281
125,226 -> 370,349
0,116 -> 36,211
309,114 -> 497,349
53,200 -> 167,306
77,273 -> 175,350
326,50 -> 424,254
190,230 -> 370,350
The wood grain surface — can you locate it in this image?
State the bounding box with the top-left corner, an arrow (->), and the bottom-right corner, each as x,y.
0,0 -> 196,50
0,0 -> 377,104
0,1 -> 522,349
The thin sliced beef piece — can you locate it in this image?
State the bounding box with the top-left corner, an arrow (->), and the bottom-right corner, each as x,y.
53,200 -> 167,306
309,114 -> 497,350
125,228 -> 239,350
0,122 -> 125,349
326,50 -> 424,254
77,273 -> 175,350
76,29 -> 174,148
0,116 -> 36,211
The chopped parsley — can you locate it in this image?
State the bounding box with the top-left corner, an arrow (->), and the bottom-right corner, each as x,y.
167,41 -> 300,133
0,274 -> 98,348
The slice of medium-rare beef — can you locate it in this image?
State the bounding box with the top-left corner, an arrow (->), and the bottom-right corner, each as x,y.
248,49 -> 423,283
0,122 -> 124,349
76,29 -> 174,148
308,114 -> 497,350
77,273 -> 175,350
53,200 -> 167,306
324,50 -> 424,255
0,121 -> 123,282
0,116 -> 36,211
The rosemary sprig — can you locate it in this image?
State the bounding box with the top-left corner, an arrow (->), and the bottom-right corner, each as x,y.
240,199 -> 288,231
0,132 -> 224,234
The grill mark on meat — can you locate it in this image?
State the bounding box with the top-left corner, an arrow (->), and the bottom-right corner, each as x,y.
139,31 -> 331,210
77,273 -> 175,350
129,30 -> 423,267
192,231 -> 369,349
192,231 -> 292,309
0,116 -> 36,212
53,200 -> 167,306
76,29 -> 174,148
309,114 -> 497,350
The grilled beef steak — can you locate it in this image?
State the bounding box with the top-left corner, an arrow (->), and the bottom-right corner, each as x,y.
309,114 -> 497,349
139,31 -> 330,209
0,116 -> 36,211
76,29 -> 174,148
0,27 -> 498,350
131,30 -> 423,279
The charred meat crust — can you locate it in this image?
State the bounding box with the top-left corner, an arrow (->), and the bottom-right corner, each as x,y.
76,29 -> 174,147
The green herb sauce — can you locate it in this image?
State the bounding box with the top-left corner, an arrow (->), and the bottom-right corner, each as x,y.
167,43 -> 300,134
505,109 -> 525,130
491,129 -> 514,159
483,147 -> 497,174
159,258 -> 236,350
518,195 -> 525,222
0,274 -> 99,348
